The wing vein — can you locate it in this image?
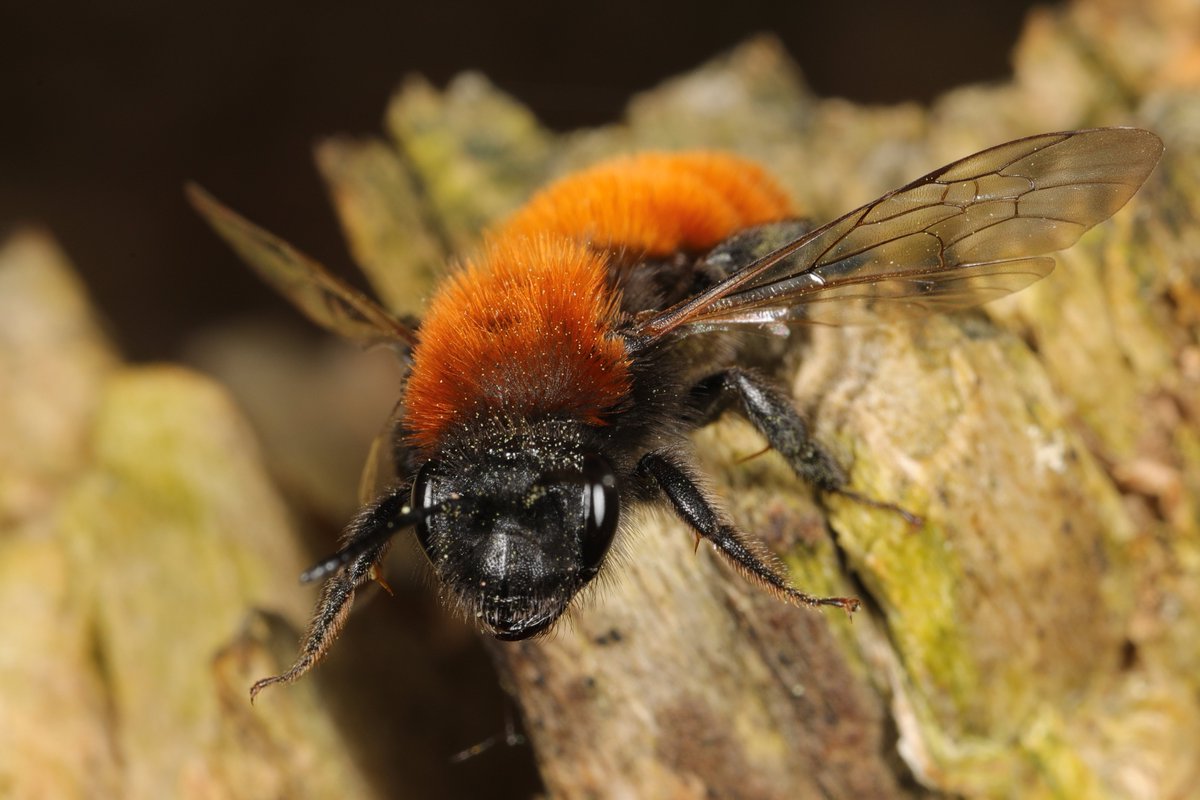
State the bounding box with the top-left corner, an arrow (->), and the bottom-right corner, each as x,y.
629,128 -> 1162,342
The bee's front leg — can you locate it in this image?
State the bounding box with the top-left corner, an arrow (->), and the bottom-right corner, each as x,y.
249,486 -> 411,701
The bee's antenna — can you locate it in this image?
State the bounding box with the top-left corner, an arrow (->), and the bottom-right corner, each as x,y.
299,494 -> 458,584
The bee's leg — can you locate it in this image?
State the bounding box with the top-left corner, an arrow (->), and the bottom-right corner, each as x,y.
636,451 -> 859,613
249,487 -> 409,701
688,368 -> 921,525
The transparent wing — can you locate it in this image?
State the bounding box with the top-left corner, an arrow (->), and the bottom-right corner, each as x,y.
187,184 -> 417,347
633,128 -> 1163,339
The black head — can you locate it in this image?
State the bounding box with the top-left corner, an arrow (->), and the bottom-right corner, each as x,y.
410,422 -> 620,640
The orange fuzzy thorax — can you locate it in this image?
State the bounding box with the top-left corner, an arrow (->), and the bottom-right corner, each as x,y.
403,152 -> 794,451
403,235 -> 631,451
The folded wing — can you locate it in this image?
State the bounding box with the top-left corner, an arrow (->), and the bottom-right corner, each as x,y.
634,128 -> 1163,338
188,184 -> 417,347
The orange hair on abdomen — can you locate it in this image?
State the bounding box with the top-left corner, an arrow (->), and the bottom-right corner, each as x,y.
404,151 -> 794,451
496,152 -> 794,256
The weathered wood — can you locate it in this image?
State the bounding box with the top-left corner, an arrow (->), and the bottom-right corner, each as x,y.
0,233 -> 385,799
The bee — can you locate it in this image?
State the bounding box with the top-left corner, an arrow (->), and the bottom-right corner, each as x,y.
189,128 -> 1162,699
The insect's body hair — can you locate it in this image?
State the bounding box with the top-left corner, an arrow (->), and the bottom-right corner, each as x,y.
404,152 -> 796,464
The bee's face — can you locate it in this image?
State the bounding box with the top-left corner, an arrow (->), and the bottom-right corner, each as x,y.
411,440 -> 619,640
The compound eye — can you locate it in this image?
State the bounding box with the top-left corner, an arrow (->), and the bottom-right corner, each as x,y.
580,454 -> 619,573
411,460 -> 440,560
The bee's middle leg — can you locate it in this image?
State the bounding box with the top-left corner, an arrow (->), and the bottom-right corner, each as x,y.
687,368 -> 920,524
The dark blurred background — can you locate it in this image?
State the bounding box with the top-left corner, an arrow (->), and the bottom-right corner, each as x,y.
0,0 -> 1043,360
